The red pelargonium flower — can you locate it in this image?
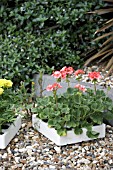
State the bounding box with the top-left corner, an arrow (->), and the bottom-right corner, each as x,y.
74,69 -> 85,76
74,84 -> 87,92
60,66 -> 67,72
52,83 -> 62,90
46,83 -> 62,91
61,72 -> 67,79
60,66 -> 67,79
60,66 -> 74,79
52,71 -> 61,79
46,85 -> 54,91
66,67 -> 74,74
88,72 -> 101,80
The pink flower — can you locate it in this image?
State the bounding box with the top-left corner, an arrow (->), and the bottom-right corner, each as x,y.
46,85 -> 54,91
74,84 -> 87,92
52,71 -> 61,79
52,83 -> 62,90
60,66 -> 67,72
74,69 -> 85,76
66,67 -> 74,74
61,72 -> 67,79
46,83 -> 62,91
60,67 -> 67,79
88,72 -> 101,80
60,66 -> 74,79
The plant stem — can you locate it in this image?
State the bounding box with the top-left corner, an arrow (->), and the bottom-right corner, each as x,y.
66,77 -> 70,87
53,90 -> 57,104
107,86 -> 111,96
94,82 -> 96,95
68,81 -> 70,88
38,71 -> 43,97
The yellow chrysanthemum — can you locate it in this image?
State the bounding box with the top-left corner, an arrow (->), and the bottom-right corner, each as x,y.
4,80 -> 13,88
0,88 -> 4,95
0,79 -> 7,87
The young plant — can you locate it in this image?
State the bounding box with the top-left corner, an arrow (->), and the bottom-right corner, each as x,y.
0,79 -> 18,133
32,67 -> 113,138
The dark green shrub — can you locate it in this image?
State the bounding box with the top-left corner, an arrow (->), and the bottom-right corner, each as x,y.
0,0 -> 105,86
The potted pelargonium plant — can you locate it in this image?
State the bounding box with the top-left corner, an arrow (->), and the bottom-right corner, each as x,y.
0,79 -> 21,149
32,67 -> 113,146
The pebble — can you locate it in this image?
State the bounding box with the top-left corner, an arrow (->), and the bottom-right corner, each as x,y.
22,123 -> 26,128
27,150 -> 33,156
17,163 -> 23,168
109,160 -> 113,164
15,156 -> 20,163
7,147 -> 12,154
14,138 -> 19,142
54,146 -> 61,153
49,165 -> 56,169
2,153 -> 7,159
77,158 -> 91,164
19,148 -> 26,152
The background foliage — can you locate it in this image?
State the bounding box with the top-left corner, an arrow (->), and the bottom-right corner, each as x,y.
84,0 -> 113,76
0,0 -> 105,86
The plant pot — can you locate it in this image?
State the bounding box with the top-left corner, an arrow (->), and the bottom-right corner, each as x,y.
32,114 -> 106,146
0,115 -> 22,149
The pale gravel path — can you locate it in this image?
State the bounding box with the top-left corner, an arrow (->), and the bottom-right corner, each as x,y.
0,121 -> 112,170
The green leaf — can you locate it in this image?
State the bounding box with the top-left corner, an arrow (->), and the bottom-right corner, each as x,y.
90,114 -> 103,124
103,111 -> 113,120
74,94 -> 82,104
66,87 -> 74,94
81,122 -> 92,131
64,114 -> 71,121
86,130 -> 99,139
54,111 -> 61,116
66,121 -> 79,128
57,128 -> 67,136
61,106 -> 70,114
74,127 -> 83,135
48,119 -> 54,127
96,90 -> 105,96
39,111 -> 48,119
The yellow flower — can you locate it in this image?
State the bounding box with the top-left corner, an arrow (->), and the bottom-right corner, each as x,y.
4,80 -> 13,88
0,88 -> 4,95
0,79 -> 7,87
32,82 -> 35,85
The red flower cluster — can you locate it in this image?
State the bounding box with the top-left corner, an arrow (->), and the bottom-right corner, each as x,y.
46,83 -> 62,91
52,66 -> 74,79
74,69 -> 85,76
88,72 -> 101,80
46,66 -> 101,94
52,71 -> 61,79
74,84 -> 87,92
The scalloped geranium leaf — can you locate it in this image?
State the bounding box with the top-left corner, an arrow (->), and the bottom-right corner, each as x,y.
57,128 -> 67,136
86,130 -> 99,139
74,127 -> 83,135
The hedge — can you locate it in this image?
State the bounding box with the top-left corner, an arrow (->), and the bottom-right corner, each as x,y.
0,0 -> 105,86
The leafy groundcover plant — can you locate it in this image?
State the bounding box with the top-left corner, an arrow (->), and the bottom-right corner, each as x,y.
32,67 -> 113,138
0,79 -> 19,134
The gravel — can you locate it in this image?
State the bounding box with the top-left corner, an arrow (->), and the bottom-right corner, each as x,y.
0,124 -> 113,170
0,66 -> 113,170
